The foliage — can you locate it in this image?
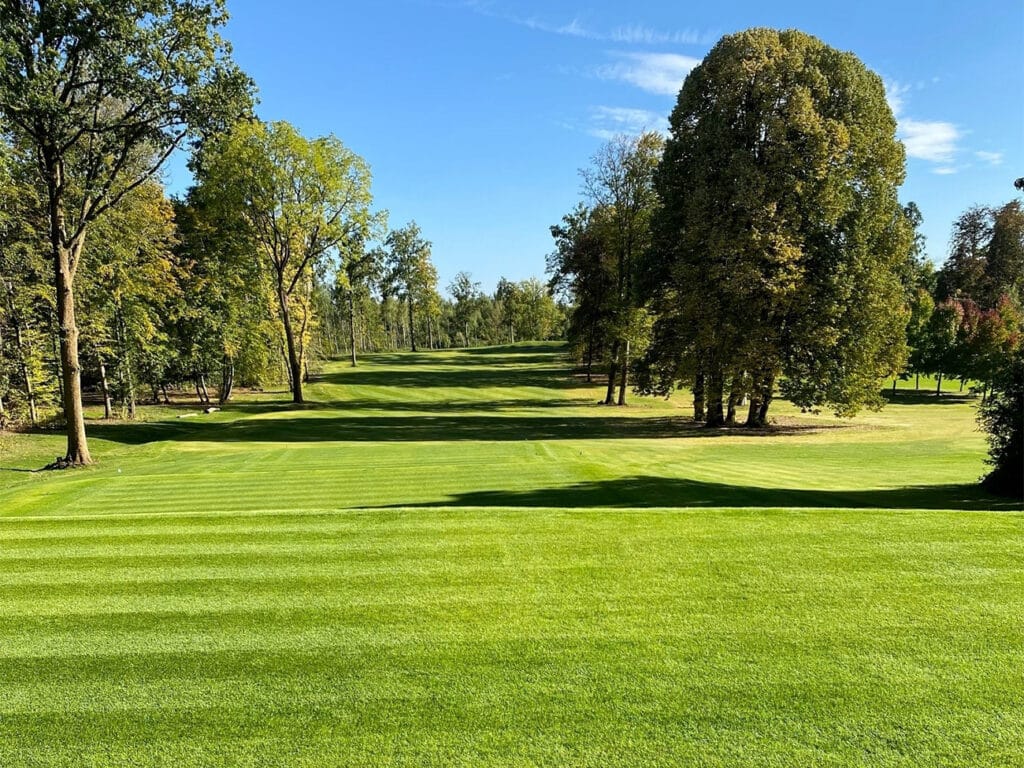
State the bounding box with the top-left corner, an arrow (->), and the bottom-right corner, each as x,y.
0,0 -> 252,463
646,27 -> 910,424
978,346 -> 1024,498
197,119 -> 375,402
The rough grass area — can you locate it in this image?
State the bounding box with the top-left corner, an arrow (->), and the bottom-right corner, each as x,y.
0,344 -> 1021,766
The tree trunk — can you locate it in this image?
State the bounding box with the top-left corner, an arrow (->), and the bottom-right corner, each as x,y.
936,372 -> 943,397
617,339 -> 629,406
585,323 -> 594,383
348,290 -> 358,367
604,339 -> 620,405
892,379 -> 898,395
408,298 -> 417,352
160,383 -> 171,405
6,290 -> 38,426
116,313 -> 137,419
757,377 -> 774,424
693,371 -> 706,422
509,318 -> 515,345
915,373 -> 920,391
725,381 -> 740,425
959,378 -> 965,392
45,149 -> 92,464
219,358 -> 234,404
199,373 -> 211,405
746,393 -> 762,427
705,369 -> 725,427
50,313 -> 63,402
98,355 -> 113,420
277,286 -> 304,403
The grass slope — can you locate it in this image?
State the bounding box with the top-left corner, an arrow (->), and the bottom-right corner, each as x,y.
1,344 -> 1021,766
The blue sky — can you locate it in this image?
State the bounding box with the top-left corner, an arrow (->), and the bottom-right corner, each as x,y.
166,0 -> 1023,295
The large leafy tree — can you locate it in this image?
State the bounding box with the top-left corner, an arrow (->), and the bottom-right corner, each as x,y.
199,120 -> 374,403
0,0 -> 252,464
580,132 -> 662,405
448,271 -> 483,348
645,28 -> 910,426
979,346 -> 1023,498
384,222 -> 436,353
547,205 -> 615,382
79,180 -> 177,418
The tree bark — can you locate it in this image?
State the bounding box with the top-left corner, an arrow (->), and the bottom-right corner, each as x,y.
277,286 -> 304,403
757,376 -> 774,425
725,380 -> 741,426
98,355 -> 113,420
915,373 -> 920,391
219,358 -> 234,404
408,298 -> 417,352
936,372 -> 943,397
6,286 -> 38,425
617,339 -> 629,406
116,313 -> 137,419
746,393 -> 762,427
705,368 -> 725,427
604,339 -> 620,405
348,290 -> 358,367
585,323 -> 594,383
45,147 -> 92,464
693,371 -> 706,422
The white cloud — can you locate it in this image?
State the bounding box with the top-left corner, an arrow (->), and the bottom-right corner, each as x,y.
588,106 -> 669,139
899,118 -> 960,163
885,79 -> 961,167
599,52 -> 701,96
975,150 -> 1004,166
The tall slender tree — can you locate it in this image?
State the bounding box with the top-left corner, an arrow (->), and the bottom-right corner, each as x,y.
0,0 -> 252,464
198,120 -> 374,403
384,222 -> 436,353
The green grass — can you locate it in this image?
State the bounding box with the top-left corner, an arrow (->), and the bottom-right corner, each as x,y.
1,344 -> 1021,766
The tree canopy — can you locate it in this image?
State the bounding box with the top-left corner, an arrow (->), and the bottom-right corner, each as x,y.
643,27 -> 910,425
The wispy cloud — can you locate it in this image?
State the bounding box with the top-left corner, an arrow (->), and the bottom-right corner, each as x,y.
588,106 -> 668,139
609,25 -> 714,46
456,1 -> 711,46
598,52 -> 701,96
975,150 -> 1004,166
885,80 -> 961,169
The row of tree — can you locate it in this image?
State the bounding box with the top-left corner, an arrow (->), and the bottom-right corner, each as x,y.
0,2 -> 562,465
546,28 -> 1021,493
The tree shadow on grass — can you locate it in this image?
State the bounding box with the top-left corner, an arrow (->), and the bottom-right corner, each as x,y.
84,413 -> 833,446
313,365 -> 587,391
881,390 -> 978,406
405,475 -> 1022,512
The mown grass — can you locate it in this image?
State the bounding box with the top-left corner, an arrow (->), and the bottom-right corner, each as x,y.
0,343 -> 1021,766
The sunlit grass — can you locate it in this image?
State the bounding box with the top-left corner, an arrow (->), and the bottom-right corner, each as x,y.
0,344 -> 1020,766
